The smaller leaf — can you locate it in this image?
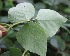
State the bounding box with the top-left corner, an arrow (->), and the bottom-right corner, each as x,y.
62,33 -> 70,42
14,41 -> 24,51
64,8 -> 70,13
8,3 -> 35,23
10,47 -> 22,56
50,36 -> 66,51
0,51 -> 10,56
62,52 -> 70,56
42,0 -> 70,5
35,2 -> 46,10
16,0 -> 33,3
0,1 -> 2,10
7,30 -> 16,38
0,37 -> 13,49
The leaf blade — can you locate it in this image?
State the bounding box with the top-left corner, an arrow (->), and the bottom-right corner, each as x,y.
36,9 -> 67,37
16,22 -> 47,56
8,3 -> 35,23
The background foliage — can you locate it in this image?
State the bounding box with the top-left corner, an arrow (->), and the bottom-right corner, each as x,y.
0,0 -> 70,56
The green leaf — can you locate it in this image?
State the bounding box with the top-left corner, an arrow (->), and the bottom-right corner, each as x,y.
62,52 -> 70,56
64,8 -> 70,13
0,37 -> 13,49
35,2 -> 46,10
14,41 -> 24,51
50,36 -> 66,51
10,47 -> 22,56
7,30 -> 16,38
8,3 -> 35,23
0,0 -> 2,10
16,0 -> 33,3
62,33 -> 70,42
42,0 -> 70,5
0,51 -> 10,56
0,47 -> 22,56
36,9 -> 67,37
16,22 -> 47,56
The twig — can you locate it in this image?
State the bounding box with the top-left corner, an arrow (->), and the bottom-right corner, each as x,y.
22,50 -> 28,56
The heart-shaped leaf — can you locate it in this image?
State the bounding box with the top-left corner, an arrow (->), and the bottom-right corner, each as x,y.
8,3 -> 35,23
36,9 -> 67,37
16,22 -> 47,56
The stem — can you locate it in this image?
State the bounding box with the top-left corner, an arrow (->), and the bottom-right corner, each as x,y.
0,23 -> 10,27
22,50 -> 28,56
8,22 -> 21,31
62,26 -> 70,34
7,20 -> 30,31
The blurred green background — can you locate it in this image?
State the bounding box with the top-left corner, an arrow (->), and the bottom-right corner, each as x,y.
0,0 -> 70,56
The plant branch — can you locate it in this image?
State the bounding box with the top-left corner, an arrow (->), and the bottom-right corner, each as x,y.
0,23 -> 11,27
7,20 -> 30,31
8,22 -> 22,31
22,50 -> 28,56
